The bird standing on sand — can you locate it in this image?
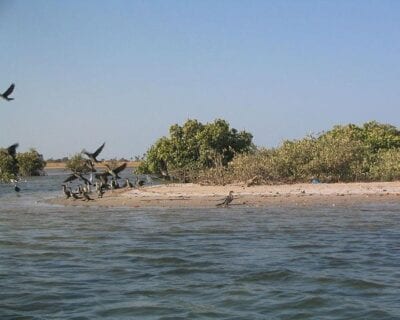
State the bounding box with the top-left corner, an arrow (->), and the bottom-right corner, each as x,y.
124,178 -> 133,188
95,171 -> 109,185
0,83 -> 15,101
82,142 -> 105,163
82,191 -> 94,201
216,191 -> 234,207
62,185 -> 72,199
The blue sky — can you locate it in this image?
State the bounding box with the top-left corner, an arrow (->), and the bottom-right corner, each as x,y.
0,0 -> 399,159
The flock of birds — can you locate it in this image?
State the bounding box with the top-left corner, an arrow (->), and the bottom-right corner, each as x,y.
61,142 -> 145,201
2,83 -> 235,207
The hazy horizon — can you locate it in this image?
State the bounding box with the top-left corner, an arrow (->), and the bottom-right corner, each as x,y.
1,1 -> 399,159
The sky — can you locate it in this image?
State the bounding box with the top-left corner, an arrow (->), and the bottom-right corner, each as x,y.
0,0 -> 399,159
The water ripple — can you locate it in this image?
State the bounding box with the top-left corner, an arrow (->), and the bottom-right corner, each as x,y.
1,174 -> 400,318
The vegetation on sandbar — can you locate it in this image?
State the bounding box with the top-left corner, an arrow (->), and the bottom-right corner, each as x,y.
139,120 -> 400,185
136,119 -> 254,182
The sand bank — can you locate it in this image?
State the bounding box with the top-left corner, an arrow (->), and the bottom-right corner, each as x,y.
46,181 -> 400,208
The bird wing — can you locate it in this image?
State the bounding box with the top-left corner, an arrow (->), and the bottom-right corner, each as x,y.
92,142 -> 105,158
77,173 -> 92,185
2,83 -> 15,97
81,149 -> 91,157
113,162 -> 127,174
63,174 -> 78,183
7,143 -> 19,157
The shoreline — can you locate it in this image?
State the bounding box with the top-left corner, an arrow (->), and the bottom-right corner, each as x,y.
45,181 -> 400,209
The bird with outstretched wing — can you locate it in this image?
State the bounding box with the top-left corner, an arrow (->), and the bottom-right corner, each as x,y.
82,142 -> 105,163
1,83 -> 15,101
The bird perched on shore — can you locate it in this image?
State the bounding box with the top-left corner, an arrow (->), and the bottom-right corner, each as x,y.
137,179 -> 145,187
71,191 -> 80,200
82,191 -> 94,201
95,182 -> 105,198
0,83 -> 15,101
216,191 -> 234,207
63,172 -> 92,185
62,184 -> 72,199
82,142 -> 105,163
95,171 -> 109,186
123,178 -> 133,188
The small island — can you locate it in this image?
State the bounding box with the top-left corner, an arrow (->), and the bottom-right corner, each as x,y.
41,119 -> 400,209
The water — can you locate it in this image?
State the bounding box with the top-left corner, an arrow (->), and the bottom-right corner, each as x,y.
1,171 -> 400,319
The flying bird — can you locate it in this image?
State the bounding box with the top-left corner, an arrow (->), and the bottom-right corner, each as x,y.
104,162 -> 127,179
0,83 -> 15,101
6,143 -> 19,158
63,172 -> 92,185
216,191 -> 234,207
82,142 -> 105,163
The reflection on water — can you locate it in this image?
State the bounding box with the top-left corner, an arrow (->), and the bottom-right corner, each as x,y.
0,171 -> 400,319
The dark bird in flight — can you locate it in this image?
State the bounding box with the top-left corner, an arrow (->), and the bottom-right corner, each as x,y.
82,159 -> 96,173
63,172 -> 92,185
82,142 -> 105,163
0,83 -> 15,101
104,162 -> 127,179
216,191 -> 234,207
6,143 -> 19,158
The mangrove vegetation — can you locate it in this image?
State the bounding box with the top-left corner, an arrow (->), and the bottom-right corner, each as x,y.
139,120 -> 400,185
0,148 -> 46,181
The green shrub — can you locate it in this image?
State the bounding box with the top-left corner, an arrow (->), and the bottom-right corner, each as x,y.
1,148 -> 46,181
369,149 -> 400,181
65,153 -> 91,173
16,149 -> 46,177
0,151 -> 18,182
137,119 -> 254,181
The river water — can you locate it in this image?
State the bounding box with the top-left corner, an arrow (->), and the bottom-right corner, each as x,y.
0,171 -> 399,319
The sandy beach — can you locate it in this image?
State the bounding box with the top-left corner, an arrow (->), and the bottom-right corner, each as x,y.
46,181 -> 400,208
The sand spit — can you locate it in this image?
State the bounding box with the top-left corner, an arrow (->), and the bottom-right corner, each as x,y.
46,181 -> 400,208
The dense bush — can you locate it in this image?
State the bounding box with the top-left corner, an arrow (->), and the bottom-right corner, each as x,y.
137,119 -> 254,181
0,148 -> 46,181
369,149 -> 400,181
16,149 -> 46,177
225,121 -> 400,184
0,151 -> 18,182
65,153 -> 92,173
137,120 -> 400,184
